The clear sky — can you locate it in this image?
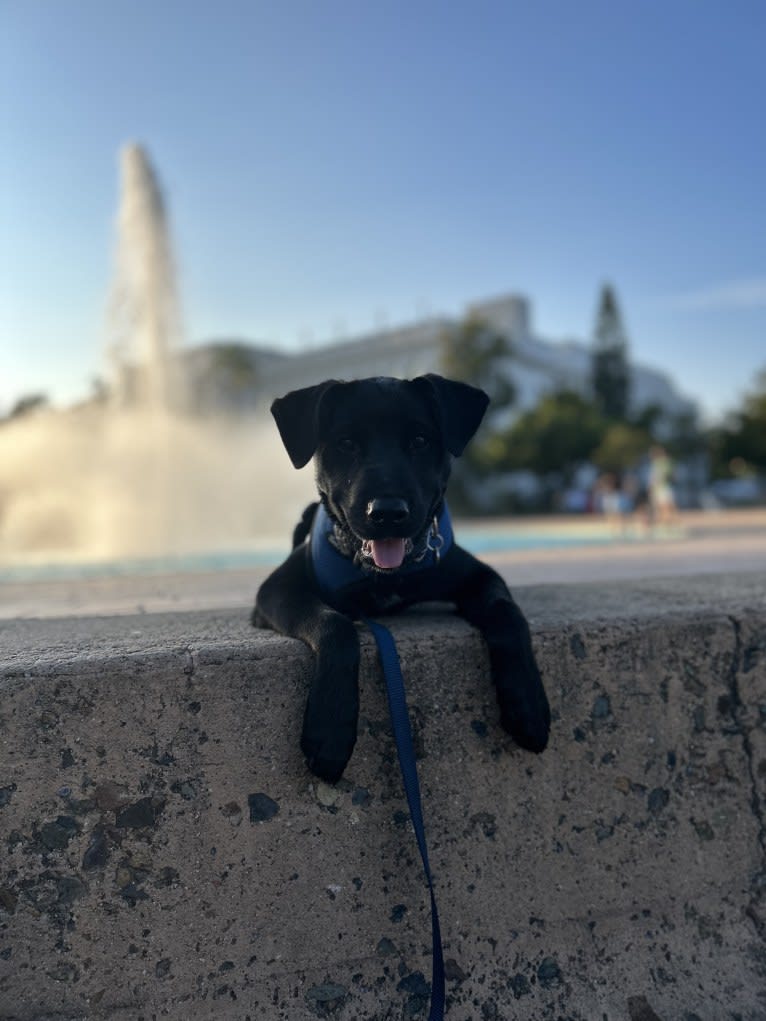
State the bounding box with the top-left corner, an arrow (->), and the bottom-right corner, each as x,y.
2,0 -> 764,423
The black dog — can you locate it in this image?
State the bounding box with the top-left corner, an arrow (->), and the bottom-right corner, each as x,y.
252,374 -> 550,783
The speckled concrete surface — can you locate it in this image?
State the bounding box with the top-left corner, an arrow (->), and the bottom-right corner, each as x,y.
1,577 -> 765,1019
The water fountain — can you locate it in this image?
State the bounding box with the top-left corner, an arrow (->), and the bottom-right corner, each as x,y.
0,144 -> 312,575
108,143 -> 183,413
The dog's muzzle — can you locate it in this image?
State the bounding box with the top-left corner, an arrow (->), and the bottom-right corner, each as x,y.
361,498 -> 411,569
309,502 -> 454,601
360,514 -> 446,571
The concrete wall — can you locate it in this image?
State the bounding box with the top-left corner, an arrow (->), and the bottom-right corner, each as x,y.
1,574 -> 765,1020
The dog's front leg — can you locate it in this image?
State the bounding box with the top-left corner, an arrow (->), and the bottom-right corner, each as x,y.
254,550 -> 360,783
447,548 -> 551,753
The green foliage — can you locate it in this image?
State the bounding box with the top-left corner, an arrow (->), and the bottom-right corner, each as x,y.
438,292 -> 723,513
188,343 -> 259,414
4,393 -> 49,421
499,390 -> 608,479
441,315 -> 517,510
207,343 -> 258,390
664,410 -> 705,460
591,284 -> 630,419
441,314 -> 515,410
631,402 -> 663,435
710,369 -> 766,475
591,422 -> 651,473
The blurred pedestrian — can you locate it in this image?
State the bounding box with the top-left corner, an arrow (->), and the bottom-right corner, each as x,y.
596,472 -> 629,534
648,445 -> 678,528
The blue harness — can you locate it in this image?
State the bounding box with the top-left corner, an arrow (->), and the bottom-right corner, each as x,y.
309,500 -> 453,604
309,502 -> 451,1020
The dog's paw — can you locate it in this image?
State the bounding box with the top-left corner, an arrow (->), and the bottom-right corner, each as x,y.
301,730 -> 355,784
301,644 -> 360,784
500,706 -> 550,753
497,668 -> 551,753
250,606 -> 267,628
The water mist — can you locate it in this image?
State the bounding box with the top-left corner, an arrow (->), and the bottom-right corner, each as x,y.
0,144 -> 312,569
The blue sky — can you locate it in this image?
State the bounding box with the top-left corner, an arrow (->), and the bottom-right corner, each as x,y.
1,0 -> 764,423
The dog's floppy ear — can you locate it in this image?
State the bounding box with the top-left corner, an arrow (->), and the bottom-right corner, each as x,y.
413,374 -> 489,456
271,380 -> 340,468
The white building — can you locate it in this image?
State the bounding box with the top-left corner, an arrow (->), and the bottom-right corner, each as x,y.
192,293 -> 696,424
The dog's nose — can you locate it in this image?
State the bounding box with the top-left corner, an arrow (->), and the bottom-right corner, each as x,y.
366,497 -> 410,527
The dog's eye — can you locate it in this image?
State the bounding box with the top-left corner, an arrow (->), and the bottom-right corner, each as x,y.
336,437 -> 359,455
410,434 -> 430,451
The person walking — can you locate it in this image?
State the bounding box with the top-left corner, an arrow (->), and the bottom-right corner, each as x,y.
648,444 -> 678,528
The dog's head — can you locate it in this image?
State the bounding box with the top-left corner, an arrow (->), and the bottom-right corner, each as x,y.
271,374 -> 488,570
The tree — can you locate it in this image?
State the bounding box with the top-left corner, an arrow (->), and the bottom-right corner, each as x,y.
209,343 -> 259,392
591,422 -> 651,473
4,393 -> 49,421
500,390 -> 608,480
710,369 -> 766,475
188,343 -> 259,414
591,284 -> 631,420
441,315 -> 517,509
441,314 -> 515,410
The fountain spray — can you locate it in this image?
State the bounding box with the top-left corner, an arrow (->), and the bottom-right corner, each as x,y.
0,144 -> 314,568
108,143 -> 183,412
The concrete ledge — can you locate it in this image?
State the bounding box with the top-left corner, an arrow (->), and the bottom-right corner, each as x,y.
1,574 -> 765,1020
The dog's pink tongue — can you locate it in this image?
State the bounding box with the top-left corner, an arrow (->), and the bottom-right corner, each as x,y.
370,538 -> 406,569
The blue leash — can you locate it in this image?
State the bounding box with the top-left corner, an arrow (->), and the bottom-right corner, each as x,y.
364,618 -> 445,1021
